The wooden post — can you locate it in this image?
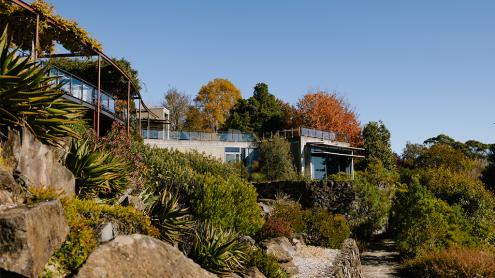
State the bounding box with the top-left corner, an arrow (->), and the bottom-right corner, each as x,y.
34,14 -> 39,60
127,80 -> 131,136
138,100 -> 141,136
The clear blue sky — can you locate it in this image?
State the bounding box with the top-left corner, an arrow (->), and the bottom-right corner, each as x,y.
46,0 -> 495,152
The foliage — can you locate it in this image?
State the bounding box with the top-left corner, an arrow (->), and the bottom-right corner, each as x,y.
415,143 -> 471,172
270,199 -> 306,233
65,139 -> 128,199
402,246 -> 495,278
48,198 -> 158,275
390,178 -> 474,257
190,173 -> 264,236
188,222 -> 248,275
26,187 -> 61,204
304,207 -> 350,248
0,0 -> 102,55
246,248 -> 289,278
194,78 -> 242,131
0,26 -> 85,147
277,98 -> 303,130
141,186 -> 191,244
482,144 -> 495,191
361,121 -> 396,171
261,218 -> 294,239
183,106 -> 208,131
297,91 -> 362,145
140,147 -> 264,236
424,134 -> 492,160
223,83 -> 284,134
257,136 -> 297,181
162,87 -> 191,131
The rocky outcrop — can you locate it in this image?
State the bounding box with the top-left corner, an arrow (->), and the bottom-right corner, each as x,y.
76,234 -> 217,278
245,267 -> 266,278
7,128 -> 74,197
333,239 -> 363,278
0,200 -> 69,277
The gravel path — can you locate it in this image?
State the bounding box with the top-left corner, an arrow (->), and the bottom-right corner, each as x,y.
292,245 -> 339,278
361,237 -> 401,278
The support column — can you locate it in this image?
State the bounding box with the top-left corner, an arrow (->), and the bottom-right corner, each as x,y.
351,150 -> 355,180
33,14 -> 39,60
138,100 -> 142,136
96,55 -> 101,138
147,114 -> 150,139
127,80 -> 131,136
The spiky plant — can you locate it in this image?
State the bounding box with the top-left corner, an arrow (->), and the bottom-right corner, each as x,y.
0,26 -> 85,147
141,187 -> 191,244
65,139 -> 128,199
189,222 -> 248,276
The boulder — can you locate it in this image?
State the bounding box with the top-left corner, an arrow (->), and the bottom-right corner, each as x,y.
281,261 -> 299,275
262,237 -> 295,263
7,128 -> 75,197
99,222 -> 115,243
244,267 -> 266,278
0,200 -> 69,277
76,234 -> 217,278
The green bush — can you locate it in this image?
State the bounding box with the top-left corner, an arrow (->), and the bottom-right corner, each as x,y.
47,198 -> 158,274
304,207 -> 350,248
261,218 -> 294,239
190,173 -> 264,236
246,248 -> 289,278
270,199 -> 306,233
402,246 -> 495,278
188,222 -> 247,275
257,136 -> 297,181
390,178 -> 474,257
65,139 -> 129,199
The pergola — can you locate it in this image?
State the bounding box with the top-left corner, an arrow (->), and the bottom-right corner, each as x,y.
5,0 -> 158,137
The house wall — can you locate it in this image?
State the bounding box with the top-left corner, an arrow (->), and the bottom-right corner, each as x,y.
144,139 -> 255,163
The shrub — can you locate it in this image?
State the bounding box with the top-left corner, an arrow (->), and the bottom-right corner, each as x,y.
402,246 -> 495,278
261,218 -> 294,239
257,136 -> 297,181
141,186 -> 191,244
188,222 -> 248,275
304,207 -> 350,248
48,198 -> 158,274
65,139 -> 128,199
390,178 -> 473,257
246,248 -> 289,278
271,199 -> 306,233
190,173 -> 264,236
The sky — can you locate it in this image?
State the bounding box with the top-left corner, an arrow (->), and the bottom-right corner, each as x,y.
45,0 -> 495,152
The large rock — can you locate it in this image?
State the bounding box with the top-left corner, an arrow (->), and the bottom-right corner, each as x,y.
262,237 -> 295,263
281,261 -> 299,276
7,128 -> 74,197
244,267 -> 266,278
76,234 -> 217,278
333,239 -> 363,278
0,200 -> 69,277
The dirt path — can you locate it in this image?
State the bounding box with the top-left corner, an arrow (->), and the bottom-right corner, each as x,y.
360,236 -> 402,278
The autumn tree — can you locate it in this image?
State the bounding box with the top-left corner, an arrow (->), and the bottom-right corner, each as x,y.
361,121 -> 396,171
162,88 -> 191,131
194,78 -> 241,131
297,91 -> 362,145
223,83 -> 284,134
183,106 -> 208,131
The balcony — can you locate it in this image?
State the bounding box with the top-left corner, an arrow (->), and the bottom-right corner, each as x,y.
142,129 -> 256,142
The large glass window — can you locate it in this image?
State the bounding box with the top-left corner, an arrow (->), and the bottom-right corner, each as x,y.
311,156 -> 327,180
225,147 -> 242,163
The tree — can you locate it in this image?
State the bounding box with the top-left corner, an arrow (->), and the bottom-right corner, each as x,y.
482,145 -> 495,191
194,78 -> 241,131
162,88 -> 191,131
223,83 -> 284,134
183,106 -> 208,131
277,99 -> 303,130
361,121 -> 396,171
297,91 -> 362,145
257,136 -> 297,181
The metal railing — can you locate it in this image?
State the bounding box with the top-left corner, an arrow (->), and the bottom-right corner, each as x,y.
47,66 -> 126,119
263,127 -> 348,143
142,129 -> 256,142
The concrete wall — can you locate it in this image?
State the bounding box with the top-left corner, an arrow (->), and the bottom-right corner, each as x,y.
144,139 -> 255,163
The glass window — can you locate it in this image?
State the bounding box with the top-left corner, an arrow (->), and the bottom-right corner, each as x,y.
225,147 -> 240,153
225,153 -> 240,163
311,156 -> 327,180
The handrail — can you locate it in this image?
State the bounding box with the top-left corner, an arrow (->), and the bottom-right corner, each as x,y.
9,0 -> 159,120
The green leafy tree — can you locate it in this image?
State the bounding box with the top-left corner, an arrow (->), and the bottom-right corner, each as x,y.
224,83 -> 284,134
482,145 -> 495,191
257,136 -> 296,181
361,121 -> 396,171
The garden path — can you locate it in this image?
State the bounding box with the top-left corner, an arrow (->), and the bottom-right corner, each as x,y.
360,236 -> 402,278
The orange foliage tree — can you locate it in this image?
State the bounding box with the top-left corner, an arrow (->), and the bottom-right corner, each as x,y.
297,91 -> 362,145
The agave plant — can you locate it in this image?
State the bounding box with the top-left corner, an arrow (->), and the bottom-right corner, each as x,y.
65,139 -> 128,199
0,26 -> 85,147
141,186 -> 191,244
188,221 -> 248,275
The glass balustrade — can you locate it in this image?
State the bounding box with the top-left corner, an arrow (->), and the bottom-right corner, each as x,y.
142,129 -> 256,142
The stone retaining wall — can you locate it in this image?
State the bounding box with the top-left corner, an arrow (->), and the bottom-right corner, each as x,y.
332,239 -> 363,278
